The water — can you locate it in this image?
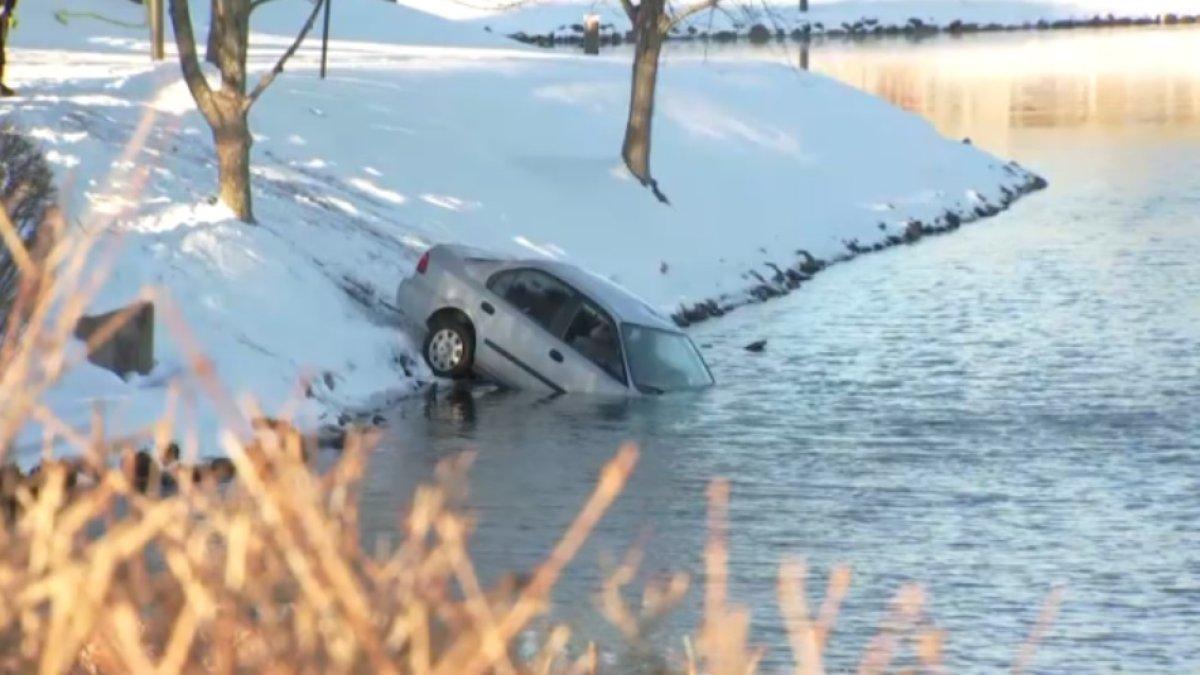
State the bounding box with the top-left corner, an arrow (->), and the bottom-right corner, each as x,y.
363,27 -> 1200,671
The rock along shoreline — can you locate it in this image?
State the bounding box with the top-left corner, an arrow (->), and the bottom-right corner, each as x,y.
670,162 -> 1048,327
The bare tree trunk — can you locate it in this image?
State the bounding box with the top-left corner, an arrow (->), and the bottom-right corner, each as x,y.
213,96 -> 253,222
208,0 -> 255,221
621,0 -> 668,203
206,0 -> 219,64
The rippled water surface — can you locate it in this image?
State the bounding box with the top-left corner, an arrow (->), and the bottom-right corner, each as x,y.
364,27 -> 1200,671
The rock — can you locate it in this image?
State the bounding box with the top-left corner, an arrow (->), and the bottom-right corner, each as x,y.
73,301 -> 154,379
795,250 -> 823,275
317,424 -> 347,450
188,457 -> 237,485
1,463 -> 23,522
744,340 -> 767,353
121,449 -> 170,494
160,441 -> 180,465
904,220 -> 925,243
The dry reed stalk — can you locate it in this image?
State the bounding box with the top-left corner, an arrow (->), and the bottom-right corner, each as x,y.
0,119 -> 1067,674
0,181 -> 646,671
1012,585 -> 1065,675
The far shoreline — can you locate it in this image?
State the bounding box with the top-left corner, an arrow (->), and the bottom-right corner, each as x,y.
499,10 -> 1200,49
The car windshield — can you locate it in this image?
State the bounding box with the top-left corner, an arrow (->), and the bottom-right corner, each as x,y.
622,324 -> 714,393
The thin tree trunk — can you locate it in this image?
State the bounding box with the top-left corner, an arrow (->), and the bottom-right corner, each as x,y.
214,128 -> 252,221
213,98 -> 253,222
210,0 -> 254,220
206,0 -> 219,64
621,0 -> 668,203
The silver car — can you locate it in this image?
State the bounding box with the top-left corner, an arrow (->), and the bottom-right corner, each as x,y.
395,245 -> 714,395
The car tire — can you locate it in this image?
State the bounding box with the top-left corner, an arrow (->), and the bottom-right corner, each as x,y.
423,314 -> 475,379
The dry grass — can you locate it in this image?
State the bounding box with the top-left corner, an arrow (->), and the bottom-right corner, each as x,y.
0,128 -> 1061,674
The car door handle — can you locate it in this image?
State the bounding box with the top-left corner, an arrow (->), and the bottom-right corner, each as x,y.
549,349 -> 563,363
481,301 -> 495,315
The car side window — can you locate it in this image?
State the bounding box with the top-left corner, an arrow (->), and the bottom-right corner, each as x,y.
487,269 -> 520,297
489,269 -> 575,333
563,302 -> 626,384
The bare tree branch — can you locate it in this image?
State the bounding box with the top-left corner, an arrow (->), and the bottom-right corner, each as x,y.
666,0 -> 719,30
618,0 -> 638,23
243,0 -> 326,112
249,0 -> 281,12
167,0 -> 220,123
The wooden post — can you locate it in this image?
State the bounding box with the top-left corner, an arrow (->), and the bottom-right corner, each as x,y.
320,0 -> 332,79
583,13 -> 601,55
149,0 -> 165,61
799,42 -> 808,70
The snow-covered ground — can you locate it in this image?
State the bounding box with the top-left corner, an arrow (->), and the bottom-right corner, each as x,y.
464,0 -> 1200,44
4,0 -> 1043,462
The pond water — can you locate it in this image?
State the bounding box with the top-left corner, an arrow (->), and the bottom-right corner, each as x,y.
364,26 -> 1200,671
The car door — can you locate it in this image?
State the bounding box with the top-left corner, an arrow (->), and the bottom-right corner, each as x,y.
472,268 -> 578,394
558,297 -> 631,395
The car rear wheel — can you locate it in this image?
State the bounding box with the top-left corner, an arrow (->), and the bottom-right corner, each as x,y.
423,314 -> 475,379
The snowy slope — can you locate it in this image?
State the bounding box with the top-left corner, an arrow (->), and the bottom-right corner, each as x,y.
464,0 -> 1200,43
5,0 -> 1041,461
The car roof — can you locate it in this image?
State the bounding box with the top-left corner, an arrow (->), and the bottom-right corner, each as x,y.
438,245 -> 680,331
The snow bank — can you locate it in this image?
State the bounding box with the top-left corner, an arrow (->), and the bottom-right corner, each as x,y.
465,0 -> 1200,45
4,0 -> 1042,461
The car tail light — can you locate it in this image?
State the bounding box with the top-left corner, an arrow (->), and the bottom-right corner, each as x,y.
416,251 -> 430,274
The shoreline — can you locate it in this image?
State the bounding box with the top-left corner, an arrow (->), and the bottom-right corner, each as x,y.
498,10 -> 1200,48
671,162 -> 1048,326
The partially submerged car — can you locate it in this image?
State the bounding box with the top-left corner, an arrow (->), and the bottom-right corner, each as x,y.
395,245 -> 714,395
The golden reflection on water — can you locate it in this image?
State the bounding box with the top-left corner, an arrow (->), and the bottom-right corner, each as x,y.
805,26 -> 1200,155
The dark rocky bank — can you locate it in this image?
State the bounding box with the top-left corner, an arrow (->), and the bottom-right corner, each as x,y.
670,163 -> 1048,327
508,12 -> 1198,48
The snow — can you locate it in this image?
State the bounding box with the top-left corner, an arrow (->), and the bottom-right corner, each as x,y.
464,0 -> 1200,41
4,0 -> 1046,462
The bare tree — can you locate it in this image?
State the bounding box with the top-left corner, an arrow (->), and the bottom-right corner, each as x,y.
168,0 -> 324,222
618,0 -> 718,204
